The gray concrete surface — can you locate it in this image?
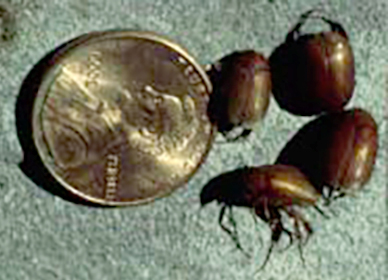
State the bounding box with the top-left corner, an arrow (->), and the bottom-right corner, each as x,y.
0,0 -> 386,279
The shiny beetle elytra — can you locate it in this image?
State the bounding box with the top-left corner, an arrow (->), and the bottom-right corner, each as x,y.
276,108 -> 378,202
207,50 -> 271,141
269,10 -> 355,116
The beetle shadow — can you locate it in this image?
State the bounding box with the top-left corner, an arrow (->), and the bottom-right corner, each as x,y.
15,36 -> 113,208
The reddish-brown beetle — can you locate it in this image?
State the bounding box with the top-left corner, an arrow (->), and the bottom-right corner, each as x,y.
207,50 -> 271,140
200,164 -> 325,270
269,10 -> 355,116
276,108 -> 378,202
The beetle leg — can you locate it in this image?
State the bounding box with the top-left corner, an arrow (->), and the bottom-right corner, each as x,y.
286,9 -> 317,42
223,128 -> 252,142
332,192 -> 346,201
256,217 -> 283,272
255,200 -> 294,250
313,205 -> 330,219
218,205 -> 233,236
220,124 -> 235,139
321,17 -> 348,39
290,216 -> 307,266
288,208 -> 313,245
285,207 -> 314,267
254,197 -> 269,222
323,186 -> 337,205
278,225 -> 294,252
218,205 -> 250,257
227,207 -> 251,257
272,208 -> 295,251
301,220 -> 313,245
322,188 -> 344,218
262,197 -> 271,222
325,187 -> 334,203
233,129 -> 252,141
326,185 -> 347,203
297,236 -> 305,266
218,206 -> 239,248
249,209 -> 265,248
291,212 -> 310,266
316,196 -> 339,217
227,207 -> 239,236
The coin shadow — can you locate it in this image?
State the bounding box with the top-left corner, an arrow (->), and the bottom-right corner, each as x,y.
15,38 -> 113,208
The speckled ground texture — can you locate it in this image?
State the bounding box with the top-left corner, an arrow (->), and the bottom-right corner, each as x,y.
0,0 -> 386,279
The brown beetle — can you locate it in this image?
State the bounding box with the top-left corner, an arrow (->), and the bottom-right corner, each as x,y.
269,10 -> 355,116
200,164 -> 324,270
276,108 -> 378,201
207,50 -> 271,140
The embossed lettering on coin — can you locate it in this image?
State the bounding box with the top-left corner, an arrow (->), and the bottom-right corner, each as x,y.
32,31 -> 214,206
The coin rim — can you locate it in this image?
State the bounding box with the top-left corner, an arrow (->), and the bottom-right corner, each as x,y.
32,30 -> 215,206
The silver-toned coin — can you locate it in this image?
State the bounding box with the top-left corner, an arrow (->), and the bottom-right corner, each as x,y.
31,30 -> 214,206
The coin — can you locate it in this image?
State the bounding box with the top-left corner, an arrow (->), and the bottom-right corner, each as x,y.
31,30 -> 214,206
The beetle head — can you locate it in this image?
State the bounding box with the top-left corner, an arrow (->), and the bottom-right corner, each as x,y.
200,176 -> 222,206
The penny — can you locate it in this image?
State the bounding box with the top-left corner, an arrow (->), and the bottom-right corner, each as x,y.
31,31 -> 214,206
